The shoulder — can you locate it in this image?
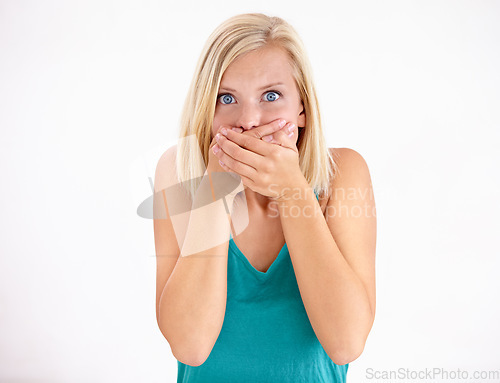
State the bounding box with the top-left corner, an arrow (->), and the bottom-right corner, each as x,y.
318,147 -> 365,212
326,147 -> 373,203
329,147 -> 369,170
328,147 -> 371,181
154,144 -> 178,193
158,144 -> 178,164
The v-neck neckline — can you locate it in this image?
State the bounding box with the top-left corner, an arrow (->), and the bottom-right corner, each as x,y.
229,235 -> 288,277
228,190 -> 318,277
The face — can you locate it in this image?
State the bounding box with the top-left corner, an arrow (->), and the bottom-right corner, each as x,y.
212,45 -> 306,144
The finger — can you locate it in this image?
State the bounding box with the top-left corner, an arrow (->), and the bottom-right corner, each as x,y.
210,125 -> 230,149
215,129 -> 261,176
218,159 -> 255,188
222,118 -> 289,154
244,118 -> 288,140
219,126 -> 277,158
215,135 -> 260,182
263,122 -> 297,147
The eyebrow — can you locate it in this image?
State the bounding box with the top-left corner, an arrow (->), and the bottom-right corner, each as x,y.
219,82 -> 285,93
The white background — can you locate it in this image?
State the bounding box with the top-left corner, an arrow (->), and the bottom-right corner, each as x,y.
1,0 -> 499,382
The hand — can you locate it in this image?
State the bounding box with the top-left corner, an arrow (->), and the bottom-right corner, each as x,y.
230,119 -> 298,150
212,118 -> 304,200
210,118 -> 295,175
207,127 -> 244,199
208,126 -> 228,174
210,120 -> 293,200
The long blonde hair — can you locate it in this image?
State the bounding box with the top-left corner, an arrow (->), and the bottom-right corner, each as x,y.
175,12 -> 339,199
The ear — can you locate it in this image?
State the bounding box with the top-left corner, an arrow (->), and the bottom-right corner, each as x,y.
297,101 -> 306,128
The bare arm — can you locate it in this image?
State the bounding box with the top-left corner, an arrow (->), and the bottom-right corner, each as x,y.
154,136 -> 240,366
275,148 -> 376,365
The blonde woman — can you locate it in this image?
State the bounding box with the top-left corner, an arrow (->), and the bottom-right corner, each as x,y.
154,13 -> 376,382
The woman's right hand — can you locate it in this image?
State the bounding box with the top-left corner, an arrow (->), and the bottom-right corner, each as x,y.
226,119 -> 297,149
207,127 -> 245,200
207,120 -> 296,197
207,126 -> 230,174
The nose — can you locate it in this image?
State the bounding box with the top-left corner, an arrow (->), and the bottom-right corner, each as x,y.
235,103 -> 261,131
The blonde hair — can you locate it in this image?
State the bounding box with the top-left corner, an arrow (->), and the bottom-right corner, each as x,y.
175,12 -> 339,199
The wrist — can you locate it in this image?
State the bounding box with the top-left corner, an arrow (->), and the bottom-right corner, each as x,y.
199,170 -> 242,203
272,177 -> 310,205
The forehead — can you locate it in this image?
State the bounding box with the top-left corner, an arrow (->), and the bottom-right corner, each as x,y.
220,46 -> 295,87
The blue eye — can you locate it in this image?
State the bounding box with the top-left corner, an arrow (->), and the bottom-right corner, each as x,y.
264,91 -> 281,102
218,94 -> 235,105
217,90 -> 282,105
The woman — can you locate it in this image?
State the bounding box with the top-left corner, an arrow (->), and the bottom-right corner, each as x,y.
153,13 -> 376,382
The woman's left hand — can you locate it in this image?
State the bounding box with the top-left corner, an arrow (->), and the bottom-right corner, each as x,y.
212,121 -> 305,201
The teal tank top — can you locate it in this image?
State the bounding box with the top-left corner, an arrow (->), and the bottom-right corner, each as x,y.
177,191 -> 349,382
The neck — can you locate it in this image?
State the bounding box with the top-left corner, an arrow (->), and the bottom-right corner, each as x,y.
243,188 -> 278,216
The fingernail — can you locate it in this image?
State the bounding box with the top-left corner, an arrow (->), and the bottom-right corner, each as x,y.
220,128 -> 227,135
263,135 -> 273,142
215,133 -> 221,141
287,123 -> 295,133
231,127 -> 239,132
279,119 -> 286,128
213,144 -> 220,154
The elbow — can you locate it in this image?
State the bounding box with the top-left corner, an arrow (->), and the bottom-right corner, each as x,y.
159,327 -> 213,367
162,334 -> 213,367
156,316 -> 215,367
326,339 -> 366,366
173,348 -> 210,367
326,311 -> 374,365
